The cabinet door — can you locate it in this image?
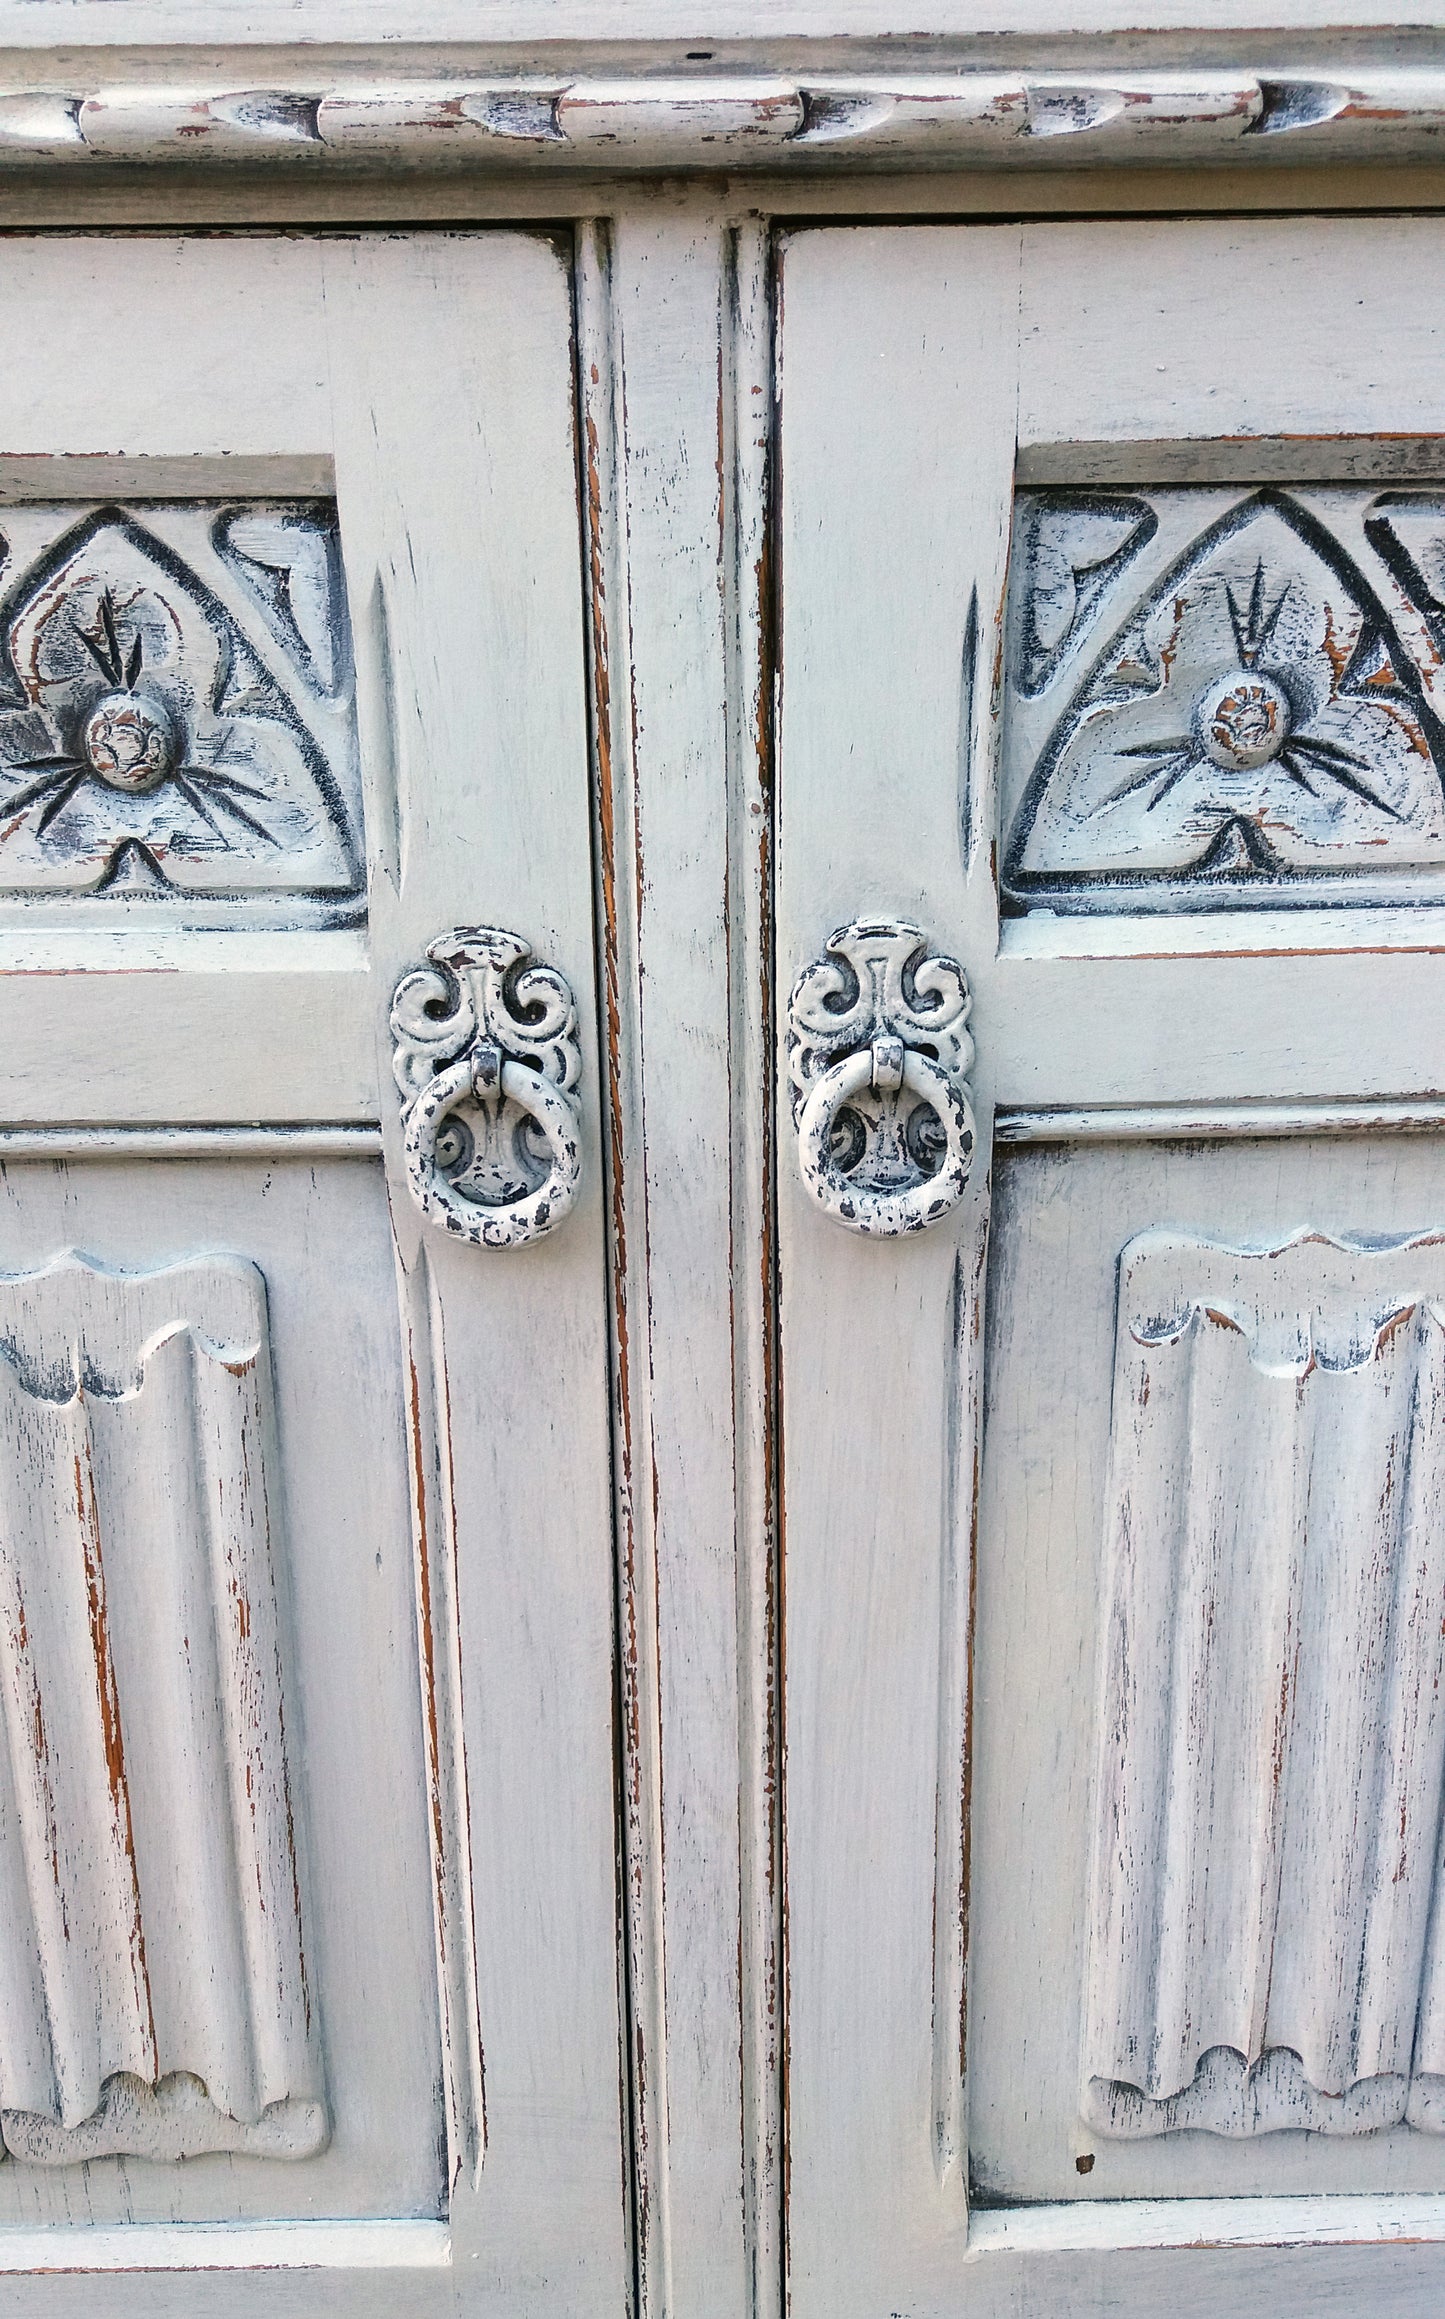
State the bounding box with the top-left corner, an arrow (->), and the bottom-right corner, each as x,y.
779,218 -> 1445,2314
0,232 -> 625,2317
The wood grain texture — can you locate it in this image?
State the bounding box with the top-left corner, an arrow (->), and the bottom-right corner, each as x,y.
1088,1230 -> 1445,2140
329,229 -> 630,2316
0,1253 -> 319,2163
0,1160 -> 441,2235
777,224 -> 1016,2318
971,1144 -> 1445,2209
774,213 -> 1445,2313
578,207 -> 778,2319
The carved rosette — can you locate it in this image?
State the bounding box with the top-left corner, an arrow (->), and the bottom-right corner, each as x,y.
1003,485 -> 1445,914
786,918 -> 976,1237
0,501 -> 360,921
391,926 -> 583,1249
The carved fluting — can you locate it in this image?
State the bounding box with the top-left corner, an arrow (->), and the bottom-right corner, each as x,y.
786,919 -> 976,1236
391,926 -> 583,1249
7,72 -> 1445,170
1086,1229 -> 1445,2139
1004,486 -> 1445,914
0,502 -> 359,921
0,1253 -> 324,2166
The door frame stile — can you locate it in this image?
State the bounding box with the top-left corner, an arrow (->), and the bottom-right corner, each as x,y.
577,197 -> 786,2319
575,212 -> 660,2319
724,213 -> 786,2319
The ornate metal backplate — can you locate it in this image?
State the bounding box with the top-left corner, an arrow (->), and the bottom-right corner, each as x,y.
1002,483 -> 1445,914
786,918 -> 976,1236
391,927 -> 583,1248
0,501 -> 360,926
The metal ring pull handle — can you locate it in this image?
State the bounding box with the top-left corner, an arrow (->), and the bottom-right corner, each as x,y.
390,928 -> 583,1250
787,918 -> 977,1239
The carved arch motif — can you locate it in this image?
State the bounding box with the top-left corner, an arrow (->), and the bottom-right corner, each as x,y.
1004,485 -> 1445,913
0,501 -> 360,917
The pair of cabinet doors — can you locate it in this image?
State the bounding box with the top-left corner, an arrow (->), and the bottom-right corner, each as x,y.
0,215 -> 1443,2317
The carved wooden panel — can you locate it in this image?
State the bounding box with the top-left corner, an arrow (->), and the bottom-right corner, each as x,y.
1086,1227 -> 1445,2140
0,501 -> 359,924
1003,485 -> 1445,914
0,1251 -> 324,2166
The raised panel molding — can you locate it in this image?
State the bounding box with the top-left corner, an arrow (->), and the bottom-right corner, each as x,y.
1086,1228 -> 1445,2140
0,501 -> 360,924
1004,486 -> 1445,915
0,1251 -> 325,2166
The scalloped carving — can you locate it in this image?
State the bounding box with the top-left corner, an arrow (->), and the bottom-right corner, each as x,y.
1087,1228 -> 1445,2137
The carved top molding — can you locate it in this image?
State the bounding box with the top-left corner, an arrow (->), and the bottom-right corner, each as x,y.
5,63 -> 1445,171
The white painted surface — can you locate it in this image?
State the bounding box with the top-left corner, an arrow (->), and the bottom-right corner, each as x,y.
1087,1230 -> 1445,2141
779,214 -> 1445,2314
0,1161 -> 441,2231
0,3 -> 1440,43
2,66 -> 1445,174
0,1256 -> 319,2161
5,104 -> 1445,2319
576,206 -> 778,2319
0,228 -> 628,2318
0,2218 -> 450,2270
777,222 -> 1013,2319
326,229 -> 629,2313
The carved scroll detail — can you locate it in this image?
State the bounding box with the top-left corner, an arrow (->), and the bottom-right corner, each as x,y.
1086,1228 -> 1445,2138
391,926 -> 583,1249
786,918 -> 976,1236
0,1252 -> 324,2166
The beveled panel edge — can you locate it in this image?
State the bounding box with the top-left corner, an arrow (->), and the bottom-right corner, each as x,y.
997,1101 -> 1445,1141
0,1125 -> 383,1156
0,2218 -> 448,2271
968,2193 -> 1445,2254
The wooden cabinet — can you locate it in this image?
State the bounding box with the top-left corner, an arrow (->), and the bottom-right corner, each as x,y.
4,16 -> 1445,2315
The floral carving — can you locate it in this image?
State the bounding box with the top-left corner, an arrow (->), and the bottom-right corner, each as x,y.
0,502 -> 360,917
1003,485 -> 1445,912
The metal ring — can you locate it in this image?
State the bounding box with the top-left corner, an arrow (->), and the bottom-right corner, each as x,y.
796,1046 -> 975,1237
403,1054 -> 582,1249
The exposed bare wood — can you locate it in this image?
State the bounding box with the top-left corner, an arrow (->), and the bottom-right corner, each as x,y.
723,214 -> 785,2319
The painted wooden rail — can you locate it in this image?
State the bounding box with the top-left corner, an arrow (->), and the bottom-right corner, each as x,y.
5,66 -> 1445,169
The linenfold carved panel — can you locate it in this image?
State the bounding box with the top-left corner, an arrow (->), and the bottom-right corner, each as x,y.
0,502 -> 360,924
0,1253 -> 325,2165
1003,485 -> 1445,913
1085,1229 -> 1445,2138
